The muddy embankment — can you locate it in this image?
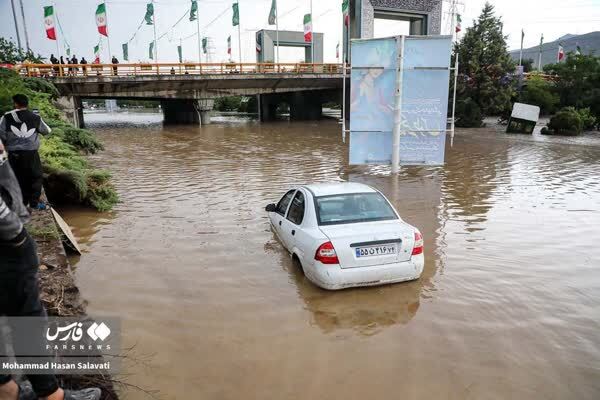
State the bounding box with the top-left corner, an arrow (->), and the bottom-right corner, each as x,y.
26,194 -> 118,400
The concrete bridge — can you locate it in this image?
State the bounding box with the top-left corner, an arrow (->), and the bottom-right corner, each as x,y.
19,62 -> 344,126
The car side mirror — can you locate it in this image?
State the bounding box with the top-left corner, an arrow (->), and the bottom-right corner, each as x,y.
265,203 -> 277,212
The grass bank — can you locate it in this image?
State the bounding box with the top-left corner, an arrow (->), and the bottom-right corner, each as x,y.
0,68 -> 117,211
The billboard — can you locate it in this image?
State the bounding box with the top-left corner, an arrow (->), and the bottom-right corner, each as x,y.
349,36 -> 452,165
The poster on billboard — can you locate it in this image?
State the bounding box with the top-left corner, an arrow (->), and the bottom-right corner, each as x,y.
349,35 -> 453,166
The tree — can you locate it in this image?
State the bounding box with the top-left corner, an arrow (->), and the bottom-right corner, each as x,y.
520,74 -> 559,115
453,3 -> 515,127
0,37 -> 44,64
543,53 -> 600,124
521,58 -> 534,73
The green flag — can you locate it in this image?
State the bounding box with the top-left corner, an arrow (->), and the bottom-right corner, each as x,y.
149,41 -> 154,59
122,43 -> 129,61
202,37 -> 207,54
94,44 -> 100,63
232,2 -> 239,26
190,0 -> 198,21
66,47 -> 71,56
177,45 -> 183,63
268,0 -> 276,25
145,3 -> 154,25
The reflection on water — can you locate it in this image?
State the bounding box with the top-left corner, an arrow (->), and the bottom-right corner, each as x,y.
59,112 -> 600,400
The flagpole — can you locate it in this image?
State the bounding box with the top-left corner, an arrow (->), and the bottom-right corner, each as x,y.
537,34 -> 543,71
519,29 -> 523,66
275,0 -> 279,64
18,0 -> 30,51
105,2 -> 113,61
310,0 -> 314,63
237,1 -> 242,64
196,7 -> 201,63
53,2 -> 61,61
152,0 -> 158,61
10,0 -> 22,51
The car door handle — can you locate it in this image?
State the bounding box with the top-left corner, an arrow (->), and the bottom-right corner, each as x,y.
291,230 -> 295,236
279,221 -> 282,226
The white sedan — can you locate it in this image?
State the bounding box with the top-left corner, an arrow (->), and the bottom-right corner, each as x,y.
265,182 -> 424,290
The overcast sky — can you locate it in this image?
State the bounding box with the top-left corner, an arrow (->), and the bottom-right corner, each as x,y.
1,0 -> 599,64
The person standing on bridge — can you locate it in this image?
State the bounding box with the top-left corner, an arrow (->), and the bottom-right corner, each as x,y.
59,56 -> 66,76
111,56 -> 119,76
49,54 -> 59,76
0,139 -> 103,400
0,94 -> 52,210
70,55 -> 79,76
80,57 -> 88,76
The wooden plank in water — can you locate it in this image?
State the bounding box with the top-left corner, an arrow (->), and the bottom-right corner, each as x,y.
51,207 -> 82,255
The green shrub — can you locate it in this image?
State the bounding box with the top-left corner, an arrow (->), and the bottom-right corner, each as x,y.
455,98 -> 483,127
0,67 -> 118,211
520,74 -> 559,115
576,107 -> 597,131
543,107 -> 583,136
23,77 -> 60,99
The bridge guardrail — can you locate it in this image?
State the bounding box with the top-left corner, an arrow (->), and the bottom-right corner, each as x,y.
14,62 -> 348,78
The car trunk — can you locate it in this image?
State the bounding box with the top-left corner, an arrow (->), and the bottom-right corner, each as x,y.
319,220 -> 415,268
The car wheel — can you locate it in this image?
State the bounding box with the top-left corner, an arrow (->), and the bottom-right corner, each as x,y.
291,253 -> 305,276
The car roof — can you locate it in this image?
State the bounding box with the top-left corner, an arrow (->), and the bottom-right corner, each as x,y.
302,182 -> 377,197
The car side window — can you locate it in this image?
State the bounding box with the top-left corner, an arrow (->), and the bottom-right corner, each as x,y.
276,190 -> 295,216
286,191 -> 305,225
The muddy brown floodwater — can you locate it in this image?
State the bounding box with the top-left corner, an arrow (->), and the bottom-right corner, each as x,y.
60,112 -> 600,400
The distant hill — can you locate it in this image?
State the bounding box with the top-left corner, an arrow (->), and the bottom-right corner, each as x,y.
510,31 -> 599,68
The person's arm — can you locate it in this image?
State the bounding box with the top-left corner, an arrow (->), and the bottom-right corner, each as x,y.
38,117 -> 52,136
0,191 -> 24,242
0,116 -> 7,143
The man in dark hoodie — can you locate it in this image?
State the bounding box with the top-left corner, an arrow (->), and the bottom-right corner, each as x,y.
0,140 -> 101,400
0,94 -> 51,210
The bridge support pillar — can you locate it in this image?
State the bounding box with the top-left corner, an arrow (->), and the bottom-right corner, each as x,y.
197,99 -> 214,125
161,99 -> 200,124
258,94 -> 278,122
57,96 -> 84,128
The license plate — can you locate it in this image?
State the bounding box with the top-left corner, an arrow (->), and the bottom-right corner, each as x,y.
355,244 -> 397,258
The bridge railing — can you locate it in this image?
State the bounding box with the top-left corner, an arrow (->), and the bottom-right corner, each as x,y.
15,62 -> 346,78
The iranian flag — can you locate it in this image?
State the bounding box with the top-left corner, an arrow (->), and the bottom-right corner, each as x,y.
303,14 -> 312,43
96,3 -> 108,37
557,44 -> 565,62
455,14 -> 462,33
342,0 -> 349,26
94,44 -> 101,63
44,6 -> 56,40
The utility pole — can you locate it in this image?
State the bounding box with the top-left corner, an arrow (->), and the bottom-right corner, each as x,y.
18,0 -> 30,51
10,0 -> 22,50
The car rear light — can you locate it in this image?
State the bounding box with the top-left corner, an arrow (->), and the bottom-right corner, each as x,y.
315,241 -> 339,264
412,230 -> 424,255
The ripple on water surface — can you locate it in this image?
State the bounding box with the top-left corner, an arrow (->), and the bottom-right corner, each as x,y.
60,112 -> 600,400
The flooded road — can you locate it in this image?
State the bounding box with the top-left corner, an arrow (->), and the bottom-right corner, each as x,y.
62,112 -> 600,400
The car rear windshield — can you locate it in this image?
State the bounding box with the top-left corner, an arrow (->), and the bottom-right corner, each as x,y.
315,192 -> 398,225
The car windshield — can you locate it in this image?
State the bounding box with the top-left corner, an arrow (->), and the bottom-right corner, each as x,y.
315,192 -> 398,225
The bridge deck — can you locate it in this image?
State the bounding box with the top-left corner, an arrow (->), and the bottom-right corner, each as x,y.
16,62 -> 345,78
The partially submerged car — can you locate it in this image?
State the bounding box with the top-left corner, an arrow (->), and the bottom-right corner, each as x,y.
266,182 -> 424,290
